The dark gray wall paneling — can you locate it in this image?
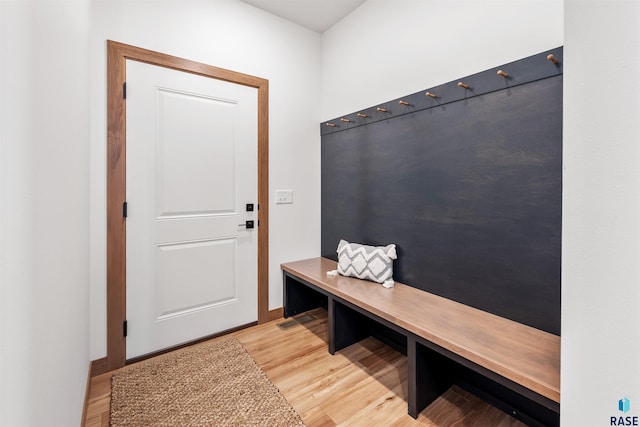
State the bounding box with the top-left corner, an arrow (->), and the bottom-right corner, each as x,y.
321,48 -> 562,335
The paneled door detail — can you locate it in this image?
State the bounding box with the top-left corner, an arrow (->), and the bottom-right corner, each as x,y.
125,59 -> 258,359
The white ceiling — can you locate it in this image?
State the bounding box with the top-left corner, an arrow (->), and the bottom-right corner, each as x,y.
240,0 -> 367,33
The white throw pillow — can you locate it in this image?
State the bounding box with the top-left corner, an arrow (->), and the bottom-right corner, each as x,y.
336,239 -> 397,285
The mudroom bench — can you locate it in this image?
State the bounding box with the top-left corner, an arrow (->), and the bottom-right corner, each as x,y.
282,257 -> 560,426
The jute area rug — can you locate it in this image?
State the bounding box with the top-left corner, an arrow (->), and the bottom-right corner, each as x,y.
110,337 -> 305,426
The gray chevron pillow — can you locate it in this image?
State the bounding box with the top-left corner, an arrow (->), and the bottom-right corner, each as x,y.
337,239 -> 397,284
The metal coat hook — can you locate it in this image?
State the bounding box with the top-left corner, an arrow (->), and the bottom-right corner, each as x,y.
425,92 -> 437,98
325,122 -> 337,127
497,70 -> 509,78
457,82 -> 469,89
399,100 -> 410,106
547,54 -> 559,65
357,113 -> 367,118
340,118 -> 352,123
376,107 -> 388,113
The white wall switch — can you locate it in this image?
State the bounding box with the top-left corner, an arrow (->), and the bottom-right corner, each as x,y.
275,190 -> 293,204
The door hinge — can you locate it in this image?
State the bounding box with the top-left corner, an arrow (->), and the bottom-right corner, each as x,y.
123,320 -> 128,337
123,201 -> 128,218
123,82 -> 127,99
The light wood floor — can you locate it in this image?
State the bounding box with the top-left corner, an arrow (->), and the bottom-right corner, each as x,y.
84,308 -> 526,426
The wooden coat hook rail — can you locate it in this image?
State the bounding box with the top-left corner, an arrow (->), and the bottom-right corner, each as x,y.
320,48 -> 562,137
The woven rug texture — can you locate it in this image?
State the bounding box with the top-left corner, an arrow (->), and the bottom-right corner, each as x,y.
110,337 -> 305,426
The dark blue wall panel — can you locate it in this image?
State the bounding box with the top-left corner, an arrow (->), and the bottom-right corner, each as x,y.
321,49 -> 562,335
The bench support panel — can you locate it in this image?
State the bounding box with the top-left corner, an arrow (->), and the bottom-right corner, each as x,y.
329,299 -> 372,354
283,272 -> 328,318
408,336 -> 455,418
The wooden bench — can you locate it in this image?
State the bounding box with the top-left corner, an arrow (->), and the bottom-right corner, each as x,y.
282,257 -> 560,426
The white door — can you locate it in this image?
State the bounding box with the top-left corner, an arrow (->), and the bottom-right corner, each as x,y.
125,59 -> 258,359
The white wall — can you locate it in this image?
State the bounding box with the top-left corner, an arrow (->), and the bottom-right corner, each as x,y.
0,2 -> 91,426
563,2 -> 640,425
89,0 -> 322,359
321,0 -> 563,120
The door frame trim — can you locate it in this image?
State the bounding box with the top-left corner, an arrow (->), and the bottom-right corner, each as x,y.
106,40 -> 269,371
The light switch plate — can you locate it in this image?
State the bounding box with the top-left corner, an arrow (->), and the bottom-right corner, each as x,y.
275,190 -> 293,204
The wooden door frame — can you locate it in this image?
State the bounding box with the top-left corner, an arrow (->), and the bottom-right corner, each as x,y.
106,40 -> 270,371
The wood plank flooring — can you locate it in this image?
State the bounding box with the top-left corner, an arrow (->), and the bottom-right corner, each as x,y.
84,308 -> 526,426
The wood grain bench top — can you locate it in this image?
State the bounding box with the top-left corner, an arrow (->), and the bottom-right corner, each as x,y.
282,257 -> 560,404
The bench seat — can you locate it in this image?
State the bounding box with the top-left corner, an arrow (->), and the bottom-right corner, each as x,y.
282,257 -> 560,425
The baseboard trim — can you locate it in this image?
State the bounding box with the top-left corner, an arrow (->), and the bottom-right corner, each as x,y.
90,357 -> 109,377
268,307 -> 284,321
